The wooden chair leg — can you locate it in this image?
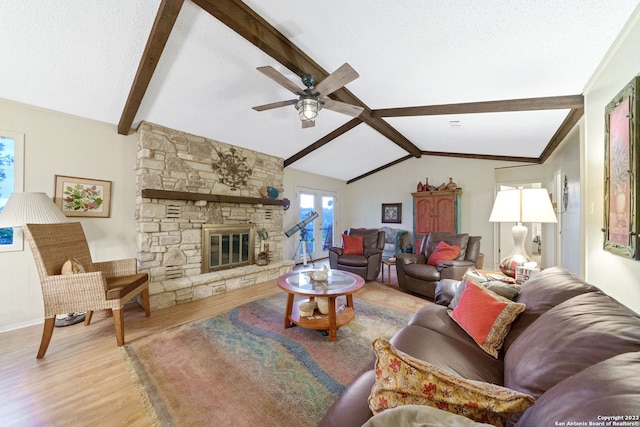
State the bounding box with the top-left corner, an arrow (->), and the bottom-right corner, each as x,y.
37,317 -> 56,359
84,310 -> 94,326
113,308 -> 125,346
141,287 -> 151,317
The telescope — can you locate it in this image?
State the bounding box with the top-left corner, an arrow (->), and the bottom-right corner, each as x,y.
285,210 -> 318,238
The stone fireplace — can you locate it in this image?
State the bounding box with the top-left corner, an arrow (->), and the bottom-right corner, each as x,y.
136,122 -> 294,310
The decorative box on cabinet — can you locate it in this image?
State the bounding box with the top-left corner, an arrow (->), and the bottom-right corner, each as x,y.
412,189 -> 462,251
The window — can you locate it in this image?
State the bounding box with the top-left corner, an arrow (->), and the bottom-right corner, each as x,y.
0,130 -> 24,252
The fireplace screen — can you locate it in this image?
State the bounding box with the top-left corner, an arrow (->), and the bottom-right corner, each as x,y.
202,224 -> 255,273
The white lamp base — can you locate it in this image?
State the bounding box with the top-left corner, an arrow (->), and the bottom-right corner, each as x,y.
499,223 -> 532,278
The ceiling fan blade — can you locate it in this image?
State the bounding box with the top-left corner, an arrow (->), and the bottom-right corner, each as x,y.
252,99 -> 297,111
302,119 -> 315,129
256,66 -> 305,95
322,98 -> 364,118
313,63 -> 359,97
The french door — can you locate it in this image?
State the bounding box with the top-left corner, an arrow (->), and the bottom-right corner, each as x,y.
294,187 -> 337,263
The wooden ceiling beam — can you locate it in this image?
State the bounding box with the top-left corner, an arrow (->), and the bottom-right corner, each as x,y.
538,107 -> 584,163
372,94 -> 584,117
192,0 -> 422,158
347,155 -> 413,184
117,0 -> 184,135
284,119 -> 362,167
347,152 -> 539,184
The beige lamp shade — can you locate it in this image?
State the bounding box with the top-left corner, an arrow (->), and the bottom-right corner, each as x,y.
0,192 -> 68,228
489,188 -> 557,224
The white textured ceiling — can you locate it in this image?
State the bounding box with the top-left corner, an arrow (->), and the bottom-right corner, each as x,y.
1,1 -> 639,181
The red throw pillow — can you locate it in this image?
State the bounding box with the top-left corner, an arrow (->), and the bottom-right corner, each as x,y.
450,279 -> 526,357
427,240 -> 461,266
342,234 -> 364,255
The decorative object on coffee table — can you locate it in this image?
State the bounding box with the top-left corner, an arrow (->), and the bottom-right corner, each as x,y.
299,300 -> 316,317
307,264 -> 329,282
316,297 -> 329,314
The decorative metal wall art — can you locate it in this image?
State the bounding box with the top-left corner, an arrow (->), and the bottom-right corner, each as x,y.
212,147 -> 252,191
603,76 -> 639,259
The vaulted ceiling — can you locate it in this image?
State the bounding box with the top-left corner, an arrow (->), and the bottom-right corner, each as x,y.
2,1 -> 639,182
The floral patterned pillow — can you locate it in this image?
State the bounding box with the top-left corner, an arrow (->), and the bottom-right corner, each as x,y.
368,338 -> 535,427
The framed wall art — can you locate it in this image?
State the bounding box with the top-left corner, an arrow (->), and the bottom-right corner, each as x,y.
382,203 -> 402,224
54,175 -> 112,218
603,76 -> 639,259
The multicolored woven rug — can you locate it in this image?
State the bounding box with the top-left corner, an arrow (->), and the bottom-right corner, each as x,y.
123,282 -> 428,426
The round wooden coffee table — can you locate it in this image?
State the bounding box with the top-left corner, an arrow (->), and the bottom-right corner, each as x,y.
277,269 -> 365,341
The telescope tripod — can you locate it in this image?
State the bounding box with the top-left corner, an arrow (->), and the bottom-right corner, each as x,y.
294,228 -> 315,267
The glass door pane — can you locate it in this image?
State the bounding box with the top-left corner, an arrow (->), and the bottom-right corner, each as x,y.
295,187 -> 337,263
298,193 -> 316,263
321,195 -> 335,255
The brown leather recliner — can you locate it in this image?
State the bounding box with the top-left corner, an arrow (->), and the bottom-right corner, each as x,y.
396,232 -> 482,299
328,228 -> 385,281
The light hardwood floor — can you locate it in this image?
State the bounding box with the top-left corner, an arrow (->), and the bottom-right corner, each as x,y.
0,279 -> 282,426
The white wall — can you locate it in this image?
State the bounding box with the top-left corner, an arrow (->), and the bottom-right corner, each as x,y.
582,6 -> 640,313
0,99 -> 138,332
544,123 -> 582,275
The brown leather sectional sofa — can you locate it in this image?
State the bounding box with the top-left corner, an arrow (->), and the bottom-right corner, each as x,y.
319,267 -> 640,426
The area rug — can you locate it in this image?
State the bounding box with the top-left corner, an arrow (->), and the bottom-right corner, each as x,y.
123,282 -> 428,427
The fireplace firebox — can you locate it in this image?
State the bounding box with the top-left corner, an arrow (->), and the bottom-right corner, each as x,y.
202,224 -> 255,273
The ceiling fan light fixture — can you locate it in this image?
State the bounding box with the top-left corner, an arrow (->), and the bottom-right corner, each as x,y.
296,97 -> 323,121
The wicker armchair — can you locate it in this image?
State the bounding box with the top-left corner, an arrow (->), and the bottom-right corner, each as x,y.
24,222 -> 150,359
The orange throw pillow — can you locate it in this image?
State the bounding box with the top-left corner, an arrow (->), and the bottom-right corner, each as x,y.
342,234 -> 364,255
427,240 -> 461,266
450,279 -> 526,358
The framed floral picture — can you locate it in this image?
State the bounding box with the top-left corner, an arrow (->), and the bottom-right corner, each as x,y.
54,175 -> 112,218
603,76 -> 639,259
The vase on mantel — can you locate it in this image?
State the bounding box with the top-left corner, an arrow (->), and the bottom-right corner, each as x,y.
417,181 -> 424,192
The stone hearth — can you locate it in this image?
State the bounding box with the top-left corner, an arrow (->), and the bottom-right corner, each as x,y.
136,122 -> 293,310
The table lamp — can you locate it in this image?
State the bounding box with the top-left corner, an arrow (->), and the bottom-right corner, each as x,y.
489,188 -> 557,277
0,192 -> 83,326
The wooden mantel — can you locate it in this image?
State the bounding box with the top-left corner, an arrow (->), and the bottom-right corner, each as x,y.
141,189 -> 288,207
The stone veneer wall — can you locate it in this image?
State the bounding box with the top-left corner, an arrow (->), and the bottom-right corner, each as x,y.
136,122 -> 293,310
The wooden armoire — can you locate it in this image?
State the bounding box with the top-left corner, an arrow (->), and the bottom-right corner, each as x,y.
412,189 -> 462,251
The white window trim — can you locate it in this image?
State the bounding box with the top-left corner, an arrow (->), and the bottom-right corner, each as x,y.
0,130 -> 25,252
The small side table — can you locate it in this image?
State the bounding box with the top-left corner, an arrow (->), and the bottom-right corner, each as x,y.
381,258 -> 396,285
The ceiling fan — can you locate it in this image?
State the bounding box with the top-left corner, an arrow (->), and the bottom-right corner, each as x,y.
252,63 -> 364,128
